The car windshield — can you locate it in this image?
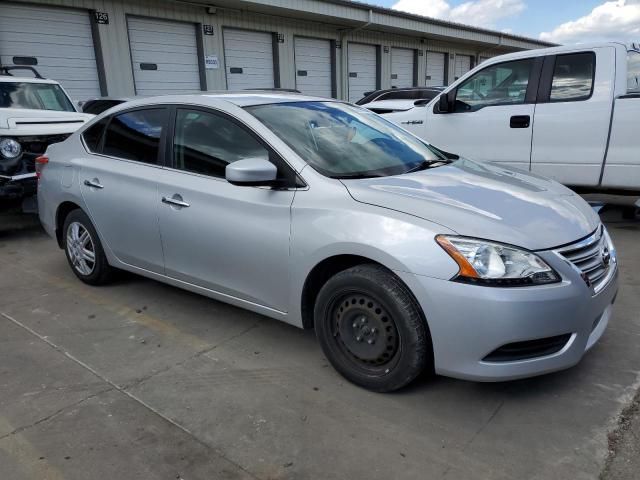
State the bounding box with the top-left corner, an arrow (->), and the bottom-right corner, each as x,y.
0,82 -> 75,112
246,101 -> 446,178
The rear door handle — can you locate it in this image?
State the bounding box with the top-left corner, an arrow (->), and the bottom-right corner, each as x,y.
162,195 -> 190,208
510,115 -> 530,128
83,179 -> 104,189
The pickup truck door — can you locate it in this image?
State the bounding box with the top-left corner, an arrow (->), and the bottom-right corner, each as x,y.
422,57 -> 541,170
530,48 -> 615,186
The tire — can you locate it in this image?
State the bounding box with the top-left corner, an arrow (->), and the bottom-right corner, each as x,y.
314,264 -> 433,392
62,209 -> 114,285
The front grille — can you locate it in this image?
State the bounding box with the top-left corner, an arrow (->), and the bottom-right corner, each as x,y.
556,226 -> 613,294
483,334 -> 572,362
17,134 -> 71,155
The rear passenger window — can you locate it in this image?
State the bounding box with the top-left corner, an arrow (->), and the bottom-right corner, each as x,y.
173,109 -> 269,178
628,51 -> 640,93
550,53 -> 595,102
82,117 -> 109,153
103,109 -> 166,164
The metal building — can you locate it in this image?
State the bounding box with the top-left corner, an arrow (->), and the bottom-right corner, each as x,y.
0,0 -> 554,102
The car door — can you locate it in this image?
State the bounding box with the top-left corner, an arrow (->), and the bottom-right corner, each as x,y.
156,106 -> 297,312
530,49 -> 614,186
425,57 -> 541,170
78,107 -> 168,273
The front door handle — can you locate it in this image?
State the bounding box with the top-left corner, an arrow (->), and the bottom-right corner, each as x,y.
83,179 -> 104,189
162,195 -> 190,208
510,115 -> 531,128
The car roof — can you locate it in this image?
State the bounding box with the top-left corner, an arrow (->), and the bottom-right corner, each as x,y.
0,76 -> 59,84
106,92 -> 338,110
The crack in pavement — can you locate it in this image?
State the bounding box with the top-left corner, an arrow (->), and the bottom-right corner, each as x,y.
1,311 -> 261,480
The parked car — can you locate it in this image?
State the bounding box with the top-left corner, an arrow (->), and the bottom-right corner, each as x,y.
0,66 -> 93,209
379,42 -> 640,194
356,87 -> 445,106
38,93 -> 618,392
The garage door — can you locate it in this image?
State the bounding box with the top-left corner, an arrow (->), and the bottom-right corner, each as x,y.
348,43 -> 377,103
294,37 -> 332,98
223,29 -> 274,90
391,48 -> 415,88
128,17 -> 202,96
0,3 -> 101,101
425,51 -> 446,87
454,54 -> 472,81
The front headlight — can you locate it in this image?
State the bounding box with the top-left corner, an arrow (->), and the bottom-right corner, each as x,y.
0,138 -> 22,160
436,235 -> 560,286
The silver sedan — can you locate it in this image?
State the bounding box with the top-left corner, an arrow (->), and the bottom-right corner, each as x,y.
37,94 -> 618,392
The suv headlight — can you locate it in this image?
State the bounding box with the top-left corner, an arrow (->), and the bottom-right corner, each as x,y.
0,138 -> 22,160
436,235 -> 560,286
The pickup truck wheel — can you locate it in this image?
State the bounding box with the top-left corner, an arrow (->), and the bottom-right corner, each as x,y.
63,209 -> 114,285
314,264 -> 433,392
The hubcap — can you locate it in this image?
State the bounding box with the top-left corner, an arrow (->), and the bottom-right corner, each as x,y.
66,222 -> 96,276
333,294 -> 399,366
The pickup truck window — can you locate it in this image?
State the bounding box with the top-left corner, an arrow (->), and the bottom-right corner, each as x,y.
628,51 -> 640,93
550,53 -> 595,102
454,59 -> 533,112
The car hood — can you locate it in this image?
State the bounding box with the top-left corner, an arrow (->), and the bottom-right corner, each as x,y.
342,158 -> 600,251
0,108 -> 94,135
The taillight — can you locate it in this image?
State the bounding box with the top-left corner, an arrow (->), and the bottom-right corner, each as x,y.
35,155 -> 49,181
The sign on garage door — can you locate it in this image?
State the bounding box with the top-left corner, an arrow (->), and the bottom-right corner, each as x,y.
454,54 -> 472,81
0,3 -> 101,101
348,43 -> 377,103
425,52 -> 446,87
294,37 -> 333,98
223,29 -> 275,90
391,48 -> 415,88
128,17 -> 202,96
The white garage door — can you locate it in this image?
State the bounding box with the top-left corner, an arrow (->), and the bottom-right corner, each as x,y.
128,17 -> 201,96
348,43 -> 377,103
454,54 -> 472,81
391,48 -> 414,88
223,29 -> 274,90
425,51 -> 446,87
294,37 -> 332,98
0,3 -> 101,101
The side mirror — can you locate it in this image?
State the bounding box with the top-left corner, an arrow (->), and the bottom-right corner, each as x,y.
226,158 -> 278,187
437,92 -> 454,113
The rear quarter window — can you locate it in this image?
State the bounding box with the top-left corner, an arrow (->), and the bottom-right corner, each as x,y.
82,117 -> 109,153
628,51 -> 640,93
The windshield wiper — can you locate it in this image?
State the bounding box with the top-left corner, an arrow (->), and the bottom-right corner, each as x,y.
403,159 -> 450,174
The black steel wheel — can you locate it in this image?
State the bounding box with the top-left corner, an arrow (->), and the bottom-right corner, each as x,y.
315,264 -> 433,392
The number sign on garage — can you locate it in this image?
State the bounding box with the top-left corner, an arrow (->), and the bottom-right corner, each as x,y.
348,43 -> 378,103
127,17 -> 203,96
425,51 -> 446,86
223,29 -> 276,90
294,37 -> 334,98
391,48 -> 415,88
0,3 -> 102,101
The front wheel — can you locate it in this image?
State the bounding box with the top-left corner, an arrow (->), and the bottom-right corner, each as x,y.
63,209 -> 114,285
314,264 -> 433,392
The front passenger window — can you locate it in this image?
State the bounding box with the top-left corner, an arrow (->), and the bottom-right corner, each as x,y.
454,59 -> 533,112
173,109 -> 269,178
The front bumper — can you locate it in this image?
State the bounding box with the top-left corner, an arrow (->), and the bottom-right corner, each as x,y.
0,172 -> 37,200
400,248 -> 619,381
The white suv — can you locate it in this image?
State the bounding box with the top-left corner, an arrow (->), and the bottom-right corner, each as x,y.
0,67 -> 93,208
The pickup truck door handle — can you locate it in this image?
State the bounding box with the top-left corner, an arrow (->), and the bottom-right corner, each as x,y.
510,115 -> 531,129
83,179 -> 104,189
162,195 -> 190,208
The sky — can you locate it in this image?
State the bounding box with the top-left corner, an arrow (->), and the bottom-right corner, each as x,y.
367,0 -> 640,44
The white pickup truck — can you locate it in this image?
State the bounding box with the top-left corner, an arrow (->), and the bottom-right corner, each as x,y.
1,67 -> 93,208
383,42 -> 640,194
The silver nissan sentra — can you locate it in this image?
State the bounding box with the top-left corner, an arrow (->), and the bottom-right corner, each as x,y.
37,93 -> 618,392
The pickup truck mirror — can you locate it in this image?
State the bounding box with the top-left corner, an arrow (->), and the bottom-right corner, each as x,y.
436,90 -> 455,113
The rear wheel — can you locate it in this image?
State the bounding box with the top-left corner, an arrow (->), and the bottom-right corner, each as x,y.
314,264 -> 433,392
63,209 -> 114,285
